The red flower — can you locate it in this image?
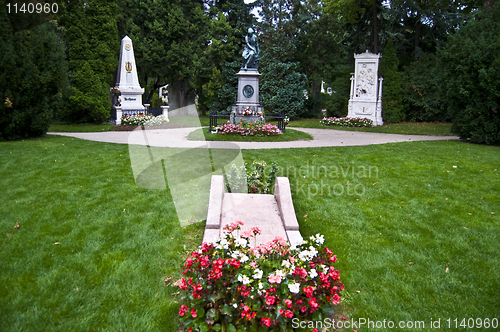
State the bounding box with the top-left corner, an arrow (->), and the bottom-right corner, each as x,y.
261,318 -> 271,327
284,299 -> 292,308
191,308 -> 197,318
179,305 -> 189,316
265,296 -> 276,305
284,310 -> 294,318
303,286 -> 315,298
178,278 -> 188,290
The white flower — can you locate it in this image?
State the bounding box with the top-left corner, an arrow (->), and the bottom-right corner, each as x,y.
231,250 -> 241,259
282,260 -> 291,268
310,233 -> 324,245
215,238 -> 229,250
240,254 -> 249,263
237,274 -> 251,285
288,282 -> 300,294
276,269 -> 286,278
232,303 -> 238,309
253,269 -> 263,279
258,282 -> 264,290
235,237 -> 248,248
309,269 -> 318,279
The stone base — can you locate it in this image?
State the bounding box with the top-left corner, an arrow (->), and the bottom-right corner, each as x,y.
230,114 -> 264,125
347,100 -> 383,126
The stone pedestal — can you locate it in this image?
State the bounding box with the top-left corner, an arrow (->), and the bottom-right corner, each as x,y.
113,35 -> 145,115
115,106 -> 123,125
347,51 -> 384,126
161,105 -> 169,122
231,69 -> 264,123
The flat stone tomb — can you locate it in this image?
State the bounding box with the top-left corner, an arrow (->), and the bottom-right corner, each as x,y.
220,193 -> 288,247
202,175 -> 303,248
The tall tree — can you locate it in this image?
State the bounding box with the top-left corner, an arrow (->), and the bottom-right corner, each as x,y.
0,10 -> 68,140
379,39 -> 404,123
61,0 -> 119,123
441,2 -> 500,144
258,0 -> 307,118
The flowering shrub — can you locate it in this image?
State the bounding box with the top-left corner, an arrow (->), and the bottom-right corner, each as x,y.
320,117 -> 373,128
217,122 -> 281,137
225,161 -> 278,194
177,221 -> 343,332
121,114 -> 169,126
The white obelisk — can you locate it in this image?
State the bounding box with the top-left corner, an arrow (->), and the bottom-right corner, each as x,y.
115,35 -> 145,111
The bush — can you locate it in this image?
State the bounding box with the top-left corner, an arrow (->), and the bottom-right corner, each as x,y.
401,53 -> 449,122
177,221 -> 343,332
379,40 -> 404,123
225,161 -> 278,194
320,117 -> 373,127
0,20 -> 68,140
440,5 -> 500,145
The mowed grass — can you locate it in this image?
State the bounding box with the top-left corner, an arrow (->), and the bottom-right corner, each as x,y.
1,135 -> 499,331
283,118 -> 453,136
50,116 -> 452,136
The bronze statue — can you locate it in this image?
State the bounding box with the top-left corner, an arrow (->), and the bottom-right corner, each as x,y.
242,27 -> 259,70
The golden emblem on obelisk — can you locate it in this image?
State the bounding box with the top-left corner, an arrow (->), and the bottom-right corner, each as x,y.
125,62 -> 132,73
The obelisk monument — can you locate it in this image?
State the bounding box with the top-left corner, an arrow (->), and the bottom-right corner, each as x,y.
114,35 -> 145,117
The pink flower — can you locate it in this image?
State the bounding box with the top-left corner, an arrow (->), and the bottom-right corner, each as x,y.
268,273 -> 282,284
191,308 -> 197,318
249,261 -> 259,268
284,299 -> 292,308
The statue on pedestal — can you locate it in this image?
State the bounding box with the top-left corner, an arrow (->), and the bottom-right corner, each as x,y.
242,27 -> 259,70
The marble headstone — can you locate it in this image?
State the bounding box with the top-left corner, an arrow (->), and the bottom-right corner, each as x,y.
115,35 -> 145,112
347,51 -> 384,126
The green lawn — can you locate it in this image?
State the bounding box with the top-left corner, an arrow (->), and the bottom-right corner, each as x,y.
283,118 -> 453,136
1,135 -> 498,331
49,116 -> 453,137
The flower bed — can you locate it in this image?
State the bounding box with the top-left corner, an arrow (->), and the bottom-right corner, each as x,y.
177,221 -> 343,332
320,117 -> 373,127
217,122 -> 281,137
121,114 -> 169,126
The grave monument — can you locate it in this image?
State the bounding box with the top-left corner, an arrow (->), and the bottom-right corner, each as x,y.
112,35 -> 145,124
347,51 -> 384,126
231,27 -> 264,124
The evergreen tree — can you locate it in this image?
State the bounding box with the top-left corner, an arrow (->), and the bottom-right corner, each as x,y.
0,9 -> 68,140
379,39 -> 404,123
441,3 -> 500,144
60,0 -> 119,123
258,0 -> 307,118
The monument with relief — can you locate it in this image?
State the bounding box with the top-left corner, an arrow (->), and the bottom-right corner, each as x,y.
231,27 -> 264,124
347,51 -> 384,126
112,35 -> 145,124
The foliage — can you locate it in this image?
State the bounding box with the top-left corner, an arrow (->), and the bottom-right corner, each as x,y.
401,53 -> 449,121
440,4 -> 500,145
216,122 -> 281,137
379,39 -> 404,123
177,221 -> 343,332
0,16 -> 68,140
207,0 -> 258,114
320,117 -> 373,127
258,1 -> 307,119
60,0 -> 119,123
225,160 -> 279,194
121,114 -> 169,127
